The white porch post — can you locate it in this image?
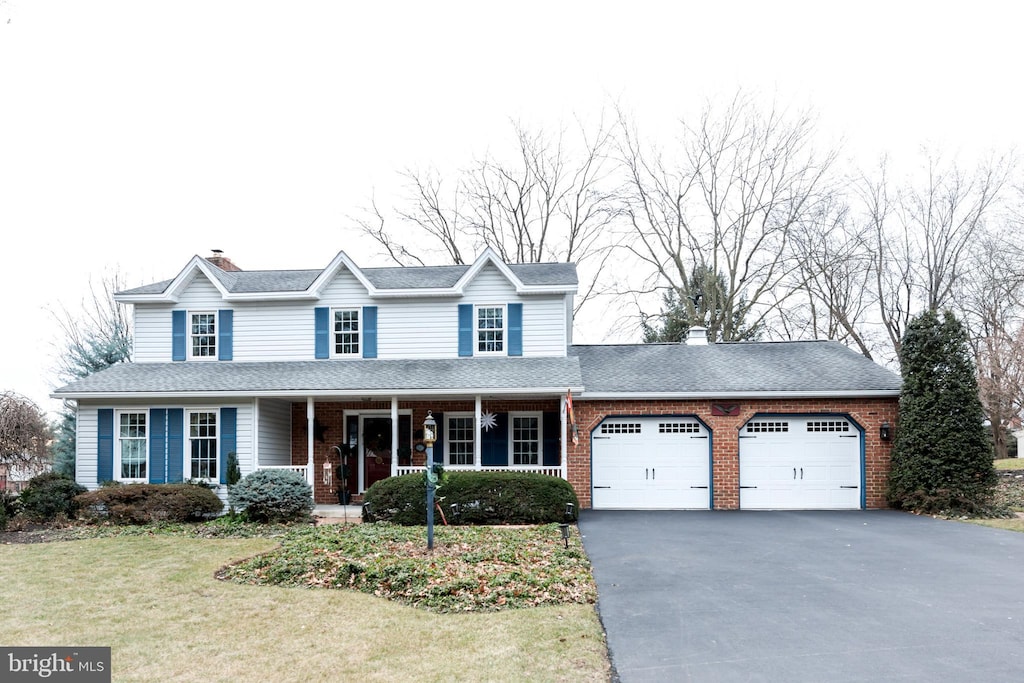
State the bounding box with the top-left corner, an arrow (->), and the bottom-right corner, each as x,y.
390,396 -> 399,477
252,397 -> 260,474
560,393 -> 568,480
474,395 -> 482,470
306,397 -> 315,485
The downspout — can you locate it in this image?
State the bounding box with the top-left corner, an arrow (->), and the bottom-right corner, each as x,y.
560,393 -> 567,480
252,397 -> 260,475
475,395 -> 482,470
306,397 -> 314,486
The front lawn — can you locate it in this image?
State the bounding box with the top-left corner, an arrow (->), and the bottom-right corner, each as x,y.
0,527 -> 609,682
995,458 -> 1024,471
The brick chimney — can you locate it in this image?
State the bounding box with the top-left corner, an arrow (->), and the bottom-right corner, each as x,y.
206,249 -> 241,272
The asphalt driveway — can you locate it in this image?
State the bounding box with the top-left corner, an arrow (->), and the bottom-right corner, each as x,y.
579,510 -> 1024,682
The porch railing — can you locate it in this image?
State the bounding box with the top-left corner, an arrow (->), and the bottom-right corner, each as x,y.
395,465 -> 563,478
258,465 -> 313,486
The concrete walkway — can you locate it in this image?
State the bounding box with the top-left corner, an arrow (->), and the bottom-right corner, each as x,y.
312,504 -> 364,523
580,510 -> 1024,682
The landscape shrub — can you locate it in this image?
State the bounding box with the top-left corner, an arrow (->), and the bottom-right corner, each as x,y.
18,472 -> 86,522
228,469 -> 314,522
75,483 -> 223,524
0,490 -> 18,530
363,471 -> 579,525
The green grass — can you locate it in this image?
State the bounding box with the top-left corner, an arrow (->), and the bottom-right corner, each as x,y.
221,522 -> 596,612
0,533 -> 609,682
995,458 -> 1024,470
966,518 -> 1024,532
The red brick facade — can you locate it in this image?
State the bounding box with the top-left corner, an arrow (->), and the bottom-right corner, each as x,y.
287,397 -> 897,508
569,397 -> 898,509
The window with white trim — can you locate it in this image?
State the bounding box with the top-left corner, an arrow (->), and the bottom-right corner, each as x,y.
188,410 -> 218,480
117,411 -> 147,481
333,308 -> 360,356
446,414 -> 474,465
476,305 -> 505,354
189,312 -> 216,359
511,413 -> 541,465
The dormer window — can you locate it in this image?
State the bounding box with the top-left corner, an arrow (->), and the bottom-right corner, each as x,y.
476,306 -> 505,354
189,312 -> 217,359
333,308 -> 360,356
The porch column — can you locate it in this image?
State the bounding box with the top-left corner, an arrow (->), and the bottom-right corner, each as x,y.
390,396 -> 399,477
560,393 -> 567,479
474,395 -> 482,470
252,397 -> 260,473
306,397 -> 314,485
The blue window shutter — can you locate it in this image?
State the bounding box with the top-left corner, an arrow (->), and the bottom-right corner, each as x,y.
481,413 -> 509,467
149,409 -> 167,484
433,412 -> 444,465
542,411 -> 560,467
362,306 -> 378,358
508,303 -> 523,356
172,310 -> 186,361
315,307 -> 329,359
167,409 -> 184,483
218,310 -> 233,361
220,408 -> 237,485
97,409 -> 114,483
458,304 -> 473,357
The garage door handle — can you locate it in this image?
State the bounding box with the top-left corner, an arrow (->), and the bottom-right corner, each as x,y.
690,486 -> 709,489
840,485 -> 859,489
800,467 -> 803,480
594,486 -> 611,489
593,436 -> 611,440
839,435 -> 858,438
740,486 -> 757,489
690,435 -> 708,439
793,468 -> 797,480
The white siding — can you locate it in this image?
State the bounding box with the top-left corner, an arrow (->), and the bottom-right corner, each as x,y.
256,399 -> 292,468
76,406 -> 98,489
74,400 -> 253,502
129,263 -> 570,363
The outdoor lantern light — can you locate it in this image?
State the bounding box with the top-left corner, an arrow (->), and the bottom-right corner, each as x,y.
450,503 -> 460,518
880,422 -> 892,441
559,523 -> 571,548
565,503 -> 575,519
424,410 -> 438,550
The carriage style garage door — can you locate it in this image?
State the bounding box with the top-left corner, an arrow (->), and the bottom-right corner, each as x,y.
739,416 -> 862,509
591,417 -> 711,509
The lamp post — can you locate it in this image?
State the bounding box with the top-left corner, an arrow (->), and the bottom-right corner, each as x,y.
423,410 -> 437,551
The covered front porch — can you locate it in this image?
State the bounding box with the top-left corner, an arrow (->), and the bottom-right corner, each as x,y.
254,394 -> 568,504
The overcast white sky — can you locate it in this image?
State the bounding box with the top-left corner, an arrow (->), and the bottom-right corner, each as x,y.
2,0 -> 1022,416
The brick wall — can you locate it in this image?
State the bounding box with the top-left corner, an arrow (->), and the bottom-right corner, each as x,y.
570,397 -> 899,510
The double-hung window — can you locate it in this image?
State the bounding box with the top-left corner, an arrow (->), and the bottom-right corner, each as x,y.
117,411 -> 147,481
511,413 -> 541,465
188,410 -> 218,480
476,305 -> 505,354
189,312 -> 217,359
333,308 -> 360,356
446,414 -> 475,466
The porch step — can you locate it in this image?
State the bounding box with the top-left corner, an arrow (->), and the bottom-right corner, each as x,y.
313,504 -> 364,522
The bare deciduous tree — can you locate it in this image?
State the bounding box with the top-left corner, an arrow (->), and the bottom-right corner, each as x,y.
352,118 -> 619,314
617,94 -> 838,341
0,391 -> 51,477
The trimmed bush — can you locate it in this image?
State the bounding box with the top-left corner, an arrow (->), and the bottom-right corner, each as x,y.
75,484 -> 223,524
363,471 -> 579,525
228,469 -> 314,522
18,472 -> 86,522
0,490 -> 18,530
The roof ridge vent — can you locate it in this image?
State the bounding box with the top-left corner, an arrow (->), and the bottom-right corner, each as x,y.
685,326 -> 709,345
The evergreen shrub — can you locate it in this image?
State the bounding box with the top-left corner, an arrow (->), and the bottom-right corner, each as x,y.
363,471 -> 580,525
18,472 -> 86,522
75,483 -> 223,524
228,469 -> 314,522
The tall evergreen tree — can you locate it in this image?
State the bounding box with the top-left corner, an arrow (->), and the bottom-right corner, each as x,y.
51,275 -> 132,477
887,309 -> 995,513
642,265 -> 761,343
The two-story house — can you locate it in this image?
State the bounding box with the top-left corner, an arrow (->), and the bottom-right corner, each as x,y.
54,249 -> 902,510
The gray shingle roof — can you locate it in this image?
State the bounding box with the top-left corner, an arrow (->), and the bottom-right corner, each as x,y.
117,261 -> 578,296
53,357 -> 584,397
570,341 -> 901,395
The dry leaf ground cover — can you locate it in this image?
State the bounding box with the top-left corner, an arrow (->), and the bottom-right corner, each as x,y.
219,522 -> 597,612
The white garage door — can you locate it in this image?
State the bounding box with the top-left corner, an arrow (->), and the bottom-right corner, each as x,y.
592,417 -> 711,509
739,416 -> 861,509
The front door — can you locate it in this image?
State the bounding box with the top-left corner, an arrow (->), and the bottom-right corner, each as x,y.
358,414 -> 413,492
